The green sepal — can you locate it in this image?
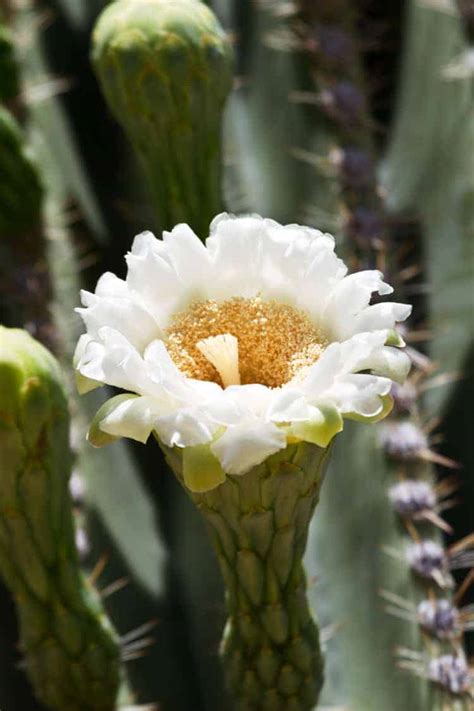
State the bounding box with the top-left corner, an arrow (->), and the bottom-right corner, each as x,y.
343,394 -> 394,424
385,329 -> 405,347
286,405 -> 344,448
87,393 -> 139,447
75,370 -> 102,395
182,442 -> 226,493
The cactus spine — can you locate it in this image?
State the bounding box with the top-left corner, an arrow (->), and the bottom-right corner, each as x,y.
0,327 -> 120,711
163,441 -> 330,711
91,0 -> 233,237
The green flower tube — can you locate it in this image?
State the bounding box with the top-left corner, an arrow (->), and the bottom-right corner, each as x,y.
164,441 -> 329,710
0,328 -> 120,711
91,0 -> 233,237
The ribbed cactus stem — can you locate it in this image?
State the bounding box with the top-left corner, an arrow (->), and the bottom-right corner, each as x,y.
91,0 -> 233,238
163,442 -> 331,710
0,328 -> 120,711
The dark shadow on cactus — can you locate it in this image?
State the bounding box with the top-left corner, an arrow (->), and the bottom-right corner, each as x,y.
438,342 -> 474,655
86,501 -> 207,711
39,0 -> 152,267
0,582 -> 46,711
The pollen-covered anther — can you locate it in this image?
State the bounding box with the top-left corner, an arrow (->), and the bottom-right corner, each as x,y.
417,599 -> 461,639
166,296 -> 328,388
427,654 -> 472,695
196,334 -> 240,388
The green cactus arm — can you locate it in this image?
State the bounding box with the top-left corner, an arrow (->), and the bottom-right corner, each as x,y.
0,327 -> 121,711
162,440 -> 331,711
383,0 -> 473,412
91,0 -> 233,238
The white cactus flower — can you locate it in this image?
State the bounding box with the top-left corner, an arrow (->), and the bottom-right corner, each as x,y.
74,214 -> 411,491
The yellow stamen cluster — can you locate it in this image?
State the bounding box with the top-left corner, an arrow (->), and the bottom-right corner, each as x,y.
165,296 -> 328,388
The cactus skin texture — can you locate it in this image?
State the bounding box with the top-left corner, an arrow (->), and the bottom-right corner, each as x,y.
0,327 -> 120,711
0,23 -> 20,102
163,441 -> 331,711
0,105 -> 43,237
91,0 -> 233,237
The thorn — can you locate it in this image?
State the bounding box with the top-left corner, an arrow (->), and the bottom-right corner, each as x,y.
418,449 -> 460,469
449,533 -> 474,556
421,510 -> 453,534
379,589 -> 415,612
88,552 -> 110,587
454,569 -> 474,606
100,577 -> 130,599
120,620 -> 158,647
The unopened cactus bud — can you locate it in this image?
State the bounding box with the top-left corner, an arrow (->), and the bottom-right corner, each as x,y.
0,106 -> 43,236
0,328 -> 120,711
0,23 -> 20,101
91,0 -> 233,237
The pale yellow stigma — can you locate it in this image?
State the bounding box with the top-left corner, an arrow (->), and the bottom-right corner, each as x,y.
196,334 -> 241,388
166,296 -> 328,389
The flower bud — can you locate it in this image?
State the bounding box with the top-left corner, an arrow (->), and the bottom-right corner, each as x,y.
91,0 -> 233,237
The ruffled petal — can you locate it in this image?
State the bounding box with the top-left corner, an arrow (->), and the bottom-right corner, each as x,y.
154,409 -> 216,448
322,271 -> 393,340
347,302 -> 412,336
98,395 -> 164,444
73,334 -> 102,394
125,232 -> 184,326
211,422 -> 286,475
163,223 -> 212,295
77,328 -> 156,395
77,290 -> 161,352
288,404 -> 343,447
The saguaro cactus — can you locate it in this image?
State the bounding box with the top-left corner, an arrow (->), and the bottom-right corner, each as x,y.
0,327 -> 120,711
91,0 -> 233,237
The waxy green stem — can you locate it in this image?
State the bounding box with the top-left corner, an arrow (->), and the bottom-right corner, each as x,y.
0,328 -> 120,711
163,442 -> 331,710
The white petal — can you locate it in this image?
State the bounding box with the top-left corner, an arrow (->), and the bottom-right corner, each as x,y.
154,410 -> 215,448
163,223 -> 212,294
211,422 -> 286,475
347,302 -> 412,337
322,271 -> 393,340
206,214 -> 265,298
125,239 -> 183,326
77,291 -> 160,352
78,328 -> 155,395
99,395 -> 163,443
326,373 -> 392,417
266,388 -> 313,422
94,272 -> 129,298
